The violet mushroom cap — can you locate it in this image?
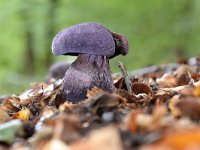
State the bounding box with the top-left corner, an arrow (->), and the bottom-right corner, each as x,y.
52,22 -> 115,57
52,22 -> 128,58
52,22 -> 129,103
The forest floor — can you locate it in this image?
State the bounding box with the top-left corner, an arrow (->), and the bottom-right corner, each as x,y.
0,57 -> 200,150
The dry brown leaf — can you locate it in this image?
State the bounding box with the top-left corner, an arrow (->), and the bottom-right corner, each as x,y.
152,105 -> 167,122
168,95 -> 181,117
86,87 -> 126,111
59,102 -> 79,112
39,106 -> 57,122
123,111 -> 139,133
1,96 -> 21,113
176,73 -> 191,86
156,73 -> 177,88
70,126 -> 123,150
117,89 -> 138,103
158,80 -> 200,96
86,93 -> 125,114
28,126 -> 53,148
0,107 -> 11,124
12,109 -> 30,122
192,73 -> 200,81
1,57 -> 200,149
142,128 -> 200,150
113,76 -> 125,89
43,114 -> 81,143
131,106 -> 169,132
132,82 -> 153,95
193,85 -> 200,96
174,65 -> 195,75
19,80 -> 62,107
176,96 -> 200,120
86,86 -> 106,99
41,139 -> 71,150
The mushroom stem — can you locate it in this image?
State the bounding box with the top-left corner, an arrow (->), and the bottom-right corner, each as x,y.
62,54 -> 115,103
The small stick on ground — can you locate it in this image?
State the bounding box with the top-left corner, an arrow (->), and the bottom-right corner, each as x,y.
118,61 -> 132,93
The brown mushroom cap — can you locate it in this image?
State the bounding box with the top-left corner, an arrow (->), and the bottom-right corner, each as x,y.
52,22 -> 116,57
110,31 -> 129,58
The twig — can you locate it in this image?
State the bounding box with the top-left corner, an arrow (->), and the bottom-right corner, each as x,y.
118,61 -> 132,93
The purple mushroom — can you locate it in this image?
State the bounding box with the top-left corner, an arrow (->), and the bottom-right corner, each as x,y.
46,61 -> 71,82
52,22 -> 128,103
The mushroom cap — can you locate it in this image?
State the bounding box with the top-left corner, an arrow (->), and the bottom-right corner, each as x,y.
110,31 -> 129,58
52,22 -> 115,57
46,61 -> 71,81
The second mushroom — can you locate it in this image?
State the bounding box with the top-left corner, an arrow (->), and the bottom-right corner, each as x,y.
52,22 -> 128,103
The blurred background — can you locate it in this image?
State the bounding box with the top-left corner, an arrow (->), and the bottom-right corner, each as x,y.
0,0 -> 200,95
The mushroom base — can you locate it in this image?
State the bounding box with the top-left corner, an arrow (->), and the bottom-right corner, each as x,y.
61,54 -> 115,103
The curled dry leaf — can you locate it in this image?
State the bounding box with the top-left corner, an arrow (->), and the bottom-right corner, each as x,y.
86,87 -> 126,110
131,82 -> 153,95
1,97 -> 21,113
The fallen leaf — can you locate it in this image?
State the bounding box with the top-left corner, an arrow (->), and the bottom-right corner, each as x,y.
70,125 -> 123,150
12,109 -> 30,122
176,96 -> 200,120
142,128 -> 200,150
156,73 -> 177,88
193,85 -> 200,96
0,107 -> 11,124
132,82 -> 153,95
123,111 -> 139,133
41,139 -> 71,150
168,95 -> 181,117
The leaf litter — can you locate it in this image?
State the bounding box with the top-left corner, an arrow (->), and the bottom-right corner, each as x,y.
0,57 -> 200,150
